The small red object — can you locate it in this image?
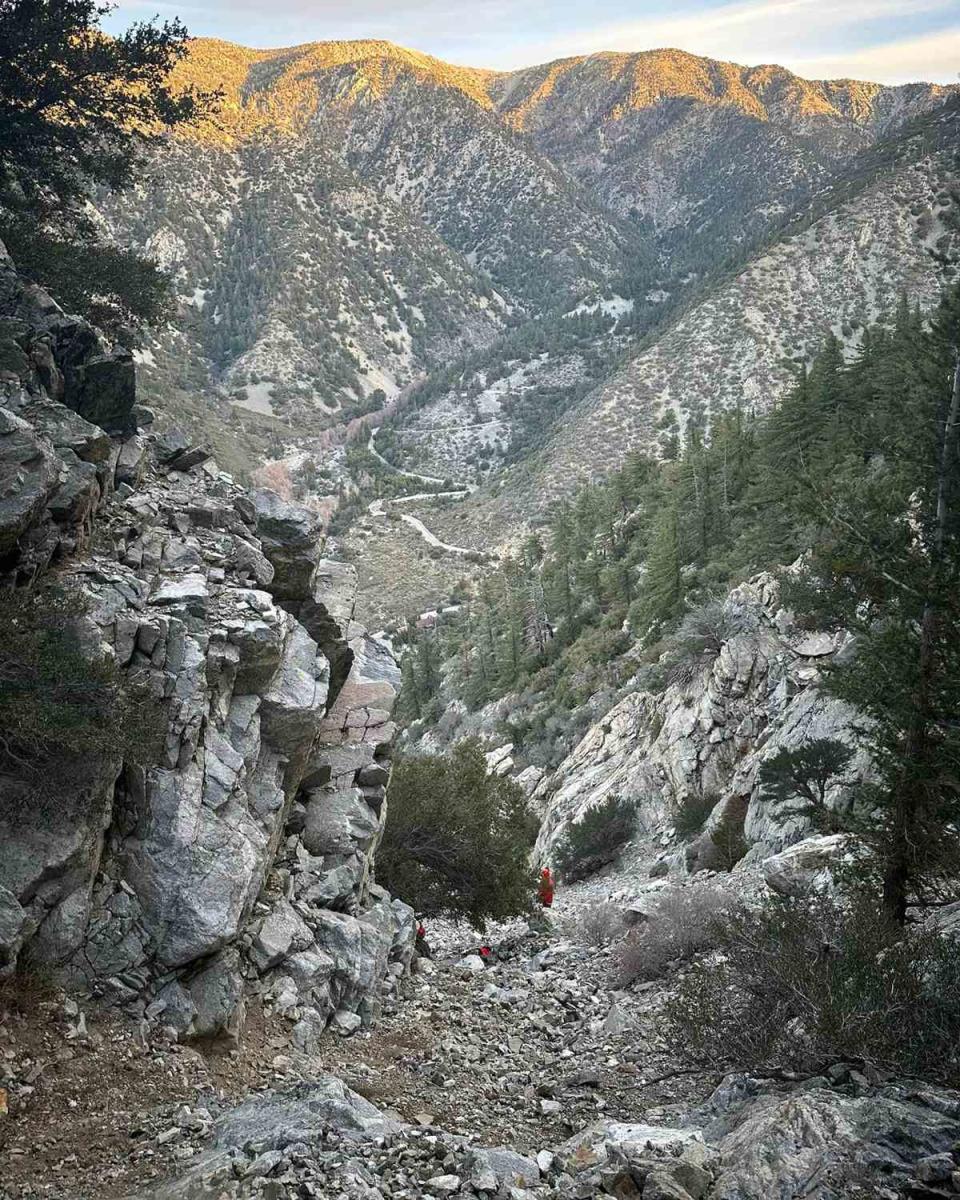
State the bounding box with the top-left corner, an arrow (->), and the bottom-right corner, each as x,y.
537,867 -> 555,908
479,945 -> 491,958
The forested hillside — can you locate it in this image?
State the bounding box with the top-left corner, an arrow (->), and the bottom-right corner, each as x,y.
417,96 -> 960,527
106,138 -> 507,422
99,38 -> 955,455
399,289 -> 960,775
493,49 -> 953,274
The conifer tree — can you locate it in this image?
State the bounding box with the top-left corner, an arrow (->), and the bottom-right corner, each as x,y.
642,504 -> 682,628
788,286 -> 960,923
0,0 -> 218,325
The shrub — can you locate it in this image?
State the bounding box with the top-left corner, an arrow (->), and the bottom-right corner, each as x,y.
672,792 -> 718,839
711,803 -> 749,871
0,584 -> 163,779
664,599 -> 753,686
757,739 -> 855,833
0,964 -> 56,1013
377,739 -> 538,929
554,794 -> 636,882
663,893 -> 960,1086
615,886 -> 734,984
568,901 -> 623,948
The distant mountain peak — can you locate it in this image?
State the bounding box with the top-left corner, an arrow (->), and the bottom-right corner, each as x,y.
170,37 -> 498,144
169,38 -> 953,150
491,46 -> 951,133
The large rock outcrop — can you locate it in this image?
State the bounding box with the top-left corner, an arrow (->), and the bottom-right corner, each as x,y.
0,245 -> 413,1040
533,574 -> 871,875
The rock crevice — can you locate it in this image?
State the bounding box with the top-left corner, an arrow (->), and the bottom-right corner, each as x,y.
0,245 -> 413,1041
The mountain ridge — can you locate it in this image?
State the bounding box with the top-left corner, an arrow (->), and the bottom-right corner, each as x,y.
170,37 -> 952,130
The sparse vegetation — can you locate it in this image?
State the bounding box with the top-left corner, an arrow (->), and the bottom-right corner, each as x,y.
663,599 -> 752,686
568,901 -> 623,948
554,794 -> 636,883
0,585 -> 164,776
664,893 -> 960,1086
615,886 -> 734,985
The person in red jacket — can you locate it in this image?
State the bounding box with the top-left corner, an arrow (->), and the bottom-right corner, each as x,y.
537,867 -> 555,908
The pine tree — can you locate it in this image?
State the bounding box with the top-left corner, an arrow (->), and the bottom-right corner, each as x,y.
788,286 -> 960,923
642,503 -> 682,629
0,0 -> 218,325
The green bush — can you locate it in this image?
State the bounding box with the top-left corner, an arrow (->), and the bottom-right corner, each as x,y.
554,794 -> 637,882
757,739 -> 855,833
672,792 -> 718,838
0,585 -> 163,777
663,893 -> 960,1086
377,739 -> 538,929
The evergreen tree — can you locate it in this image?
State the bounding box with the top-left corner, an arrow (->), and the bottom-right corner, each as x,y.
0,0 -> 218,326
641,503 -> 682,629
787,286 -> 960,923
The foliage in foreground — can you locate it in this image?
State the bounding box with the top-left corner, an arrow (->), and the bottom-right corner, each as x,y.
778,290 -> 960,924
663,893 -> 960,1086
0,584 -> 163,777
0,0 -> 218,327
377,739 -> 538,929
554,793 -> 636,882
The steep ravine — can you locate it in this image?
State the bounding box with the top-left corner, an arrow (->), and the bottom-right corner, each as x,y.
0,240 -> 415,1175
2,241 -> 960,1200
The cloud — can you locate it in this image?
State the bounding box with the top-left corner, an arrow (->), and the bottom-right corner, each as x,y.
787,26 -> 960,83
106,0 -> 959,84
507,0 -> 956,78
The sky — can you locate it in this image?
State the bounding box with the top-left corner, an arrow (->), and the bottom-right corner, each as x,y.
104,0 -> 960,84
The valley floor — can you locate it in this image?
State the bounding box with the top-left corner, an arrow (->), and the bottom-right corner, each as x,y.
0,887 -> 688,1199
4,872 -> 960,1199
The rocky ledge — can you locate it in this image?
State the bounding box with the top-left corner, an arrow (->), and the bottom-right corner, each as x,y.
0,242 -> 413,1044
532,573 -> 870,876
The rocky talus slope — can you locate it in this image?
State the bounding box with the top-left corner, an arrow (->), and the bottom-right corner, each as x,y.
29,910 -> 952,1200
0,242 -> 414,1047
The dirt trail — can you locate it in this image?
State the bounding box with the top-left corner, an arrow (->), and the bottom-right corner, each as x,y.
366,429 -> 486,558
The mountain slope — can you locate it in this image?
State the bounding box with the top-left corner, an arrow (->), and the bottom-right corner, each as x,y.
169,38 -> 640,310
106,137 -> 506,422
106,38 -> 650,421
491,49 -> 953,274
487,97 -> 960,517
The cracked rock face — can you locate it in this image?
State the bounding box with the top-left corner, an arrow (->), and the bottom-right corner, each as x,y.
0,245 -> 413,1043
533,575 -> 870,876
